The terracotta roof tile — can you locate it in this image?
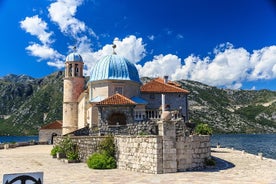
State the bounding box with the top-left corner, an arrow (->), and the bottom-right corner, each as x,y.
141,77 -> 189,93
40,120 -> 62,130
97,93 -> 136,105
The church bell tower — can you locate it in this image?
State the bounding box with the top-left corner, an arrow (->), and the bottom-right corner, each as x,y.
62,50 -> 84,135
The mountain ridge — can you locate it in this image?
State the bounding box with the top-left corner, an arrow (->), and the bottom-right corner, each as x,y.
0,72 -> 275,135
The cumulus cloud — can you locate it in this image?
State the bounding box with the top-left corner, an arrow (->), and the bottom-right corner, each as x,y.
20,0 -> 97,68
113,36 -> 146,63
47,60 -> 65,69
137,54 -> 181,79
20,15 -> 64,67
249,46 -> 276,80
19,1 -> 276,89
48,0 -> 96,38
82,35 -> 146,75
26,43 -> 64,62
137,43 -> 276,89
20,15 -> 53,44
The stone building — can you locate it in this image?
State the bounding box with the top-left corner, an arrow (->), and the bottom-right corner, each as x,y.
62,49 -> 189,135
39,120 -> 62,143
54,48 -> 212,174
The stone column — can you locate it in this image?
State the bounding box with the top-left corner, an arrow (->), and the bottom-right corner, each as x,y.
158,120 -> 177,173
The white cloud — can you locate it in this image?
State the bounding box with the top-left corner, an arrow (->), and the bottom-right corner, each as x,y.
47,60 -> 65,69
141,46 -> 250,88
20,15 -> 53,44
20,1 -> 276,90
20,0 -> 99,69
136,43 -> 276,89
26,43 -> 64,61
82,35 -> 146,75
113,36 -> 146,63
137,54 -> 181,79
249,46 -> 276,80
48,0 -> 96,38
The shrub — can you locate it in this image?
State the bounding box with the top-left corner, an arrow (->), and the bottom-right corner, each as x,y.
50,145 -> 61,156
66,150 -> 79,161
53,136 -> 79,161
87,136 -> 116,169
195,123 -> 213,135
98,136 -> 115,157
87,153 -> 116,169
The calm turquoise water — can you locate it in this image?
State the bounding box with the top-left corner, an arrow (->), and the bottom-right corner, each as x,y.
0,136 -> 38,143
211,134 -> 276,159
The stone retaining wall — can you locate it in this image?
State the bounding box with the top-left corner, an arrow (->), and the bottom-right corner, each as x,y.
176,135 -> 211,171
116,135 -> 163,174
54,136 -> 105,161
54,120 -> 211,174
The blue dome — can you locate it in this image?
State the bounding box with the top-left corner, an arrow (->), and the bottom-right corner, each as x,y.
66,52 -> 83,62
90,55 -> 140,83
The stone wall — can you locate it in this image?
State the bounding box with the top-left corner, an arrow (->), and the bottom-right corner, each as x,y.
54,120 -> 210,174
89,120 -> 158,136
176,135 -> 210,171
116,135 -> 163,174
54,136 -> 105,161
159,120 -> 211,172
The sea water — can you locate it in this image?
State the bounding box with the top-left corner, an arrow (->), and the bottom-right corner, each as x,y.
0,136 -> 38,144
211,134 -> 276,159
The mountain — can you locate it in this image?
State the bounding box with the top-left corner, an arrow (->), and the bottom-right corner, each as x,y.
177,80 -> 276,133
0,72 -> 64,135
0,73 -> 275,135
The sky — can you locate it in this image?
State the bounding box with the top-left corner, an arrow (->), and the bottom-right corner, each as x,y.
1,0 -> 276,90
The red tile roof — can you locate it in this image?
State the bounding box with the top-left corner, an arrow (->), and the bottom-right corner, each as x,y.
141,77 -> 189,94
40,120 -> 62,130
97,93 -> 136,105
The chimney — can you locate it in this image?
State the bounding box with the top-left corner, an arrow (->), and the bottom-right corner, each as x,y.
162,76 -> 168,113
164,75 -> 168,84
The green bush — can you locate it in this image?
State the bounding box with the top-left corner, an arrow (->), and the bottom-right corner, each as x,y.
98,136 -> 115,157
53,136 -> 79,161
66,150 -> 79,161
50,145 -> 61,156
87,136 -> 116,169
87,153 -> 116,169
195,123 -> 213,135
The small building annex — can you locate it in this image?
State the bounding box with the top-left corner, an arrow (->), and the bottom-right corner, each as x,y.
39,120 -> 62,143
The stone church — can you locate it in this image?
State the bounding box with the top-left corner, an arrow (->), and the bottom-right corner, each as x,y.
62,48 -> 189,135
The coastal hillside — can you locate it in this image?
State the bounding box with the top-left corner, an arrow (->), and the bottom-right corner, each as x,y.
0,73 -> 276,135
177,80 -> 276,133
0,72 -> 64,135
